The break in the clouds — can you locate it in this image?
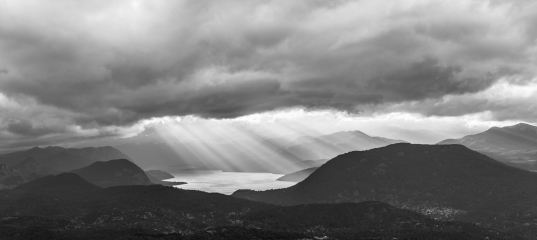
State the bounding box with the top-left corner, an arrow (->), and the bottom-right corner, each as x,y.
1,0 -> 536,148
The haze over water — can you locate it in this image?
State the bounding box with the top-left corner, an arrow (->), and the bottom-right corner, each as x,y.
165,170 -> 296,195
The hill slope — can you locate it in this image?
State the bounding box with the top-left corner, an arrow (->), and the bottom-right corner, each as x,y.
438,123 -> 537,171
71,159 -> 152,187
233,143 -> 537,236
277,167 -> 318,182
145,170 -> 174,180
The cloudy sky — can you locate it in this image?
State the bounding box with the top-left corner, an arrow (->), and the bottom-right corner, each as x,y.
1,0 -> 536,151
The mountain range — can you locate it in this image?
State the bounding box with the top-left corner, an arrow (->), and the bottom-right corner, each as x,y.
2,123 -> 537,238
279,123 -> 537,183
438,123 -> 537,171
281,130 -> 406,161
233,143 -> 537,237
0,146 -> 131,172
116,130 -> 405,174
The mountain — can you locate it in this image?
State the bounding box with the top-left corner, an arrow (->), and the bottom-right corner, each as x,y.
277,167 -> 318,182
0,164 -> 30,189
233,143 -> 537,237
0,146 -> 131,172
0,146 -> 63,166
144,170 -> 186,186
14,157 -> 58,176
283,130 -> 406,161
71,159 -> 152,187
437,123 -> 537,171
144,169 -> 186,186
145,170 -> 174,180
0,174 -> 519,239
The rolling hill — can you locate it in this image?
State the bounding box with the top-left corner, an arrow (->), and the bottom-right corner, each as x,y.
233,143 -> 537,237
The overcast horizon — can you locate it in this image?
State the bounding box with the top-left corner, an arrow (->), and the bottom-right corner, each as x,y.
1,0 -> 537,152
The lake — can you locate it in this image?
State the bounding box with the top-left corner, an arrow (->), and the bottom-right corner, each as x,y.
164,170 -> 296,195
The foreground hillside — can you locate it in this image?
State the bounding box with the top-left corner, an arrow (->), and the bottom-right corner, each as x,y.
438,123 -> 537,171
0,173 -> 269,233
233,143 -> 537,237
0,173 -> 516,239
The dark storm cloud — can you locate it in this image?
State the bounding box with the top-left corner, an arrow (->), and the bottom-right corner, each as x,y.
1,0 -> 537,147
366,57 -> 497,102
6,119 -> 64,137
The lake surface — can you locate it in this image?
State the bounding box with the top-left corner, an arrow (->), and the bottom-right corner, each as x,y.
164,170 -> 296,195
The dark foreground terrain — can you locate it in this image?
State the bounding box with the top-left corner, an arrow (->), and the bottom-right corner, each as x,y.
0,172 -> 519,240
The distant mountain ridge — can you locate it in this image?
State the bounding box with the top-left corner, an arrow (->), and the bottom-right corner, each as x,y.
282,130 -> 406,161
14,157 -> 58,176
0,146 -> 131,172
115,129 -> 404,174
438,123 -> 537,170
70,159 -> 152,187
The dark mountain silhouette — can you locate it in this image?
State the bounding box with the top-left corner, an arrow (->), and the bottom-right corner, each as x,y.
144,169 -> 186,186
14,157 -> 58,176
145,170 -> 174,180
277,167 -> 318,182
233,143 -> 537,237
71,159 -> 152,187
0,164 -> 30,189
438,123 -> 537,171
0,146 -> 131,172
283,130 -> 406,161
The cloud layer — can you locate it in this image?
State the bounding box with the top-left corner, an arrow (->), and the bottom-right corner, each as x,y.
1,0 -> 536,148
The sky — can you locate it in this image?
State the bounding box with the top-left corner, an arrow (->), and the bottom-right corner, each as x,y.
1,0 -> 536,151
